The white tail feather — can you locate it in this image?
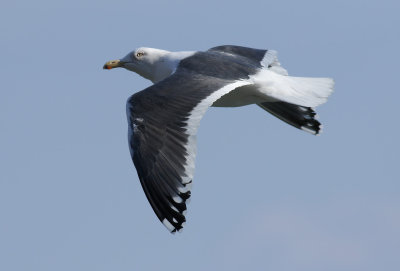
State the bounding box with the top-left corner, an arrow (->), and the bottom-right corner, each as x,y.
251,70 -> 334,107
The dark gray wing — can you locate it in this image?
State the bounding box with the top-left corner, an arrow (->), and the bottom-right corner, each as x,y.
208,45 -> 267,68
127,67 -> 250,233
208,45 -> 288,75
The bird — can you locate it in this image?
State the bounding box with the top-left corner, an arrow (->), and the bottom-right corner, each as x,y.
103,45 -> 334,233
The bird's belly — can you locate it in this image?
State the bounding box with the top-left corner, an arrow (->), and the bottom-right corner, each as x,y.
212,85 -> 274,107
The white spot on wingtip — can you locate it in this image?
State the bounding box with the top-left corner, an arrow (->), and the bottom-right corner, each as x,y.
177,181 -> 193,193
317,124 -> 324,136
181,176 -> 192,185
162,218 -> 176,232
301,126 -> 317,135
177,184 -> 191,193
173,195 -> 183,203
299,106 -> 308,112
135,117 -> 144,123
170,205 -> 179,213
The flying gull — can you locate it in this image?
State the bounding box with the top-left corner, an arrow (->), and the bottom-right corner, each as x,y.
103,45 -> 334,233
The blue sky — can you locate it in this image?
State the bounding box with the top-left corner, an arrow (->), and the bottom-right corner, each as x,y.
1,0 -> 399,270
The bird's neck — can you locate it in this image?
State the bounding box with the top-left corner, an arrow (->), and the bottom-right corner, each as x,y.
151,51 -> 196,83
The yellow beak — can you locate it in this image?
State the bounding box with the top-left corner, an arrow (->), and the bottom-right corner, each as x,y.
103,59 -> 122,70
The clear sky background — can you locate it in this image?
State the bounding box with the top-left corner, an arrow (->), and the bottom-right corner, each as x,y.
1,0 -> 399,270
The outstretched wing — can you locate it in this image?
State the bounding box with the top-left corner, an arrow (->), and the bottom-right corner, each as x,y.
209,45 -> 288,75
127,67 -> 250,233
208,45 -> 267,67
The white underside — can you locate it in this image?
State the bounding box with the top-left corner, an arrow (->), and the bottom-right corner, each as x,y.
179,66 -> 335,214
147,48 -> 334,109
212,72 -> 334,108
184,63 -> 334,185
213,50 -> 334,108
249,70 -> 334,108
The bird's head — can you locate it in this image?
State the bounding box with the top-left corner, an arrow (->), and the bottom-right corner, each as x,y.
103,47 -> 171,82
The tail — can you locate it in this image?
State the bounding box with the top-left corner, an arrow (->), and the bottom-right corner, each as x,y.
258,102 -> 322,135
251,70 -> 334,108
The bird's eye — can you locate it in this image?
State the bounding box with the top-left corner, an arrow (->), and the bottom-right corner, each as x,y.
136,52 -> 144,58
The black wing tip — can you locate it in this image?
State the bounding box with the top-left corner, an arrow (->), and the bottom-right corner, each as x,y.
162,216 -> 187,234
301,124 -> 322,135
161,193 -> 191,234
258,102 -> 323,135
300,122 -> 323,135
299,107 -> 323,135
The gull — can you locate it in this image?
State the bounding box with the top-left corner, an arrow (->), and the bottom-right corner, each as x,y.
103,45 -> 334,233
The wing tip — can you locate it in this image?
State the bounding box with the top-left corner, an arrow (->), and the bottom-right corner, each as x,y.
162,218 -> 186,234
162,218 -> 176,232
301,121 -> 323,135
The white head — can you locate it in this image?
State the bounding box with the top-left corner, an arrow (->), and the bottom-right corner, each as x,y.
103,47 -> 173,83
